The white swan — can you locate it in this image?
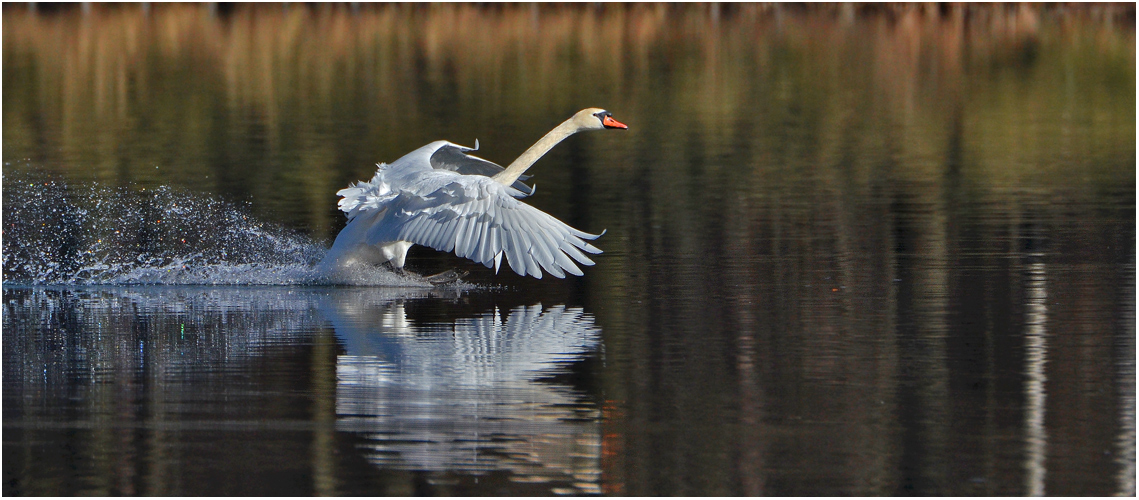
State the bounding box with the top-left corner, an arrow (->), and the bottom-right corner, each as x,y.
319,108 -> 628,280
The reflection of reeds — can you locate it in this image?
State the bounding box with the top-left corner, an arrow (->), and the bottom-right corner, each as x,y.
6,5 -> 1134,176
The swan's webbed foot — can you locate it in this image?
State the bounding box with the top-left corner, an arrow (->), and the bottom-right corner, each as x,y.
382,261 -> 411,276
424,269 -> 469,286
384,262 -> 466,285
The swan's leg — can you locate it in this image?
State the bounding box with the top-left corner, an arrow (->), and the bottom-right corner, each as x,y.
379,241 -> 415,270
378,240 -> 466,285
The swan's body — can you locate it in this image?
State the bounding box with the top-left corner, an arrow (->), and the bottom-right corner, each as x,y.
319,108 -> 627,279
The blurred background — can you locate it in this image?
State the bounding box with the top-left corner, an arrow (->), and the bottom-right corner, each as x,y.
3,2 -> 1136,496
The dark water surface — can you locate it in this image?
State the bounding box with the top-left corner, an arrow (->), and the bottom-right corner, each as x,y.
3,4 -> 1135,495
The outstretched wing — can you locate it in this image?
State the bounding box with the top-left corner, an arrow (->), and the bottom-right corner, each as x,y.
361,172 -> 602,279
428,142 -> 535,196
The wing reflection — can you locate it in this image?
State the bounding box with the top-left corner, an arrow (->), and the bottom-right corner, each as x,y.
320,290 -> 603,493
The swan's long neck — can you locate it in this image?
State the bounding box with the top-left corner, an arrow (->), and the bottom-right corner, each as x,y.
491,118 -> 582,187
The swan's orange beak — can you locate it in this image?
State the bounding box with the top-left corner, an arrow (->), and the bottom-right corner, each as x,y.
602,115 -> 628,129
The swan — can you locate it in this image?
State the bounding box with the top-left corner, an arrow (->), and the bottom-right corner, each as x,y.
319,108 -> 628,280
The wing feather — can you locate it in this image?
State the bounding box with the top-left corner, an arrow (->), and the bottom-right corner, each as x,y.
462,217 -> 484,260
408,216 -> 428,243
501,211 -> 534,277
559,239 -> 596,266
420,214 -> 440,249
452,216 -> 469,258
545,225 -> 582,276
476,220 -> 495,265
441,216 -> 459,253
524,217 -> 563,278
519,217 -> 554,275
552,241 -> 584,276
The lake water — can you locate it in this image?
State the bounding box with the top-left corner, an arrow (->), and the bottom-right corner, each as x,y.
3,4 -> 1135,495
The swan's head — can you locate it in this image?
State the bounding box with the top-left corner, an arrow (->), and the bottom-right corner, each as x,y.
573,108 -> 628,131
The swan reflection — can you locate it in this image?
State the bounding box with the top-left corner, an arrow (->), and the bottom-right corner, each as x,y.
322,291 -> 603,493
5,286 -> 604,494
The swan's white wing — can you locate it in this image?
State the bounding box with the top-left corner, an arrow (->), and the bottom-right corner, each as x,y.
361,171 -> 601,279
428,142 -> 534,196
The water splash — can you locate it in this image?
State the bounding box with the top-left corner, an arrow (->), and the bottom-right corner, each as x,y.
2,170 -> 426,287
